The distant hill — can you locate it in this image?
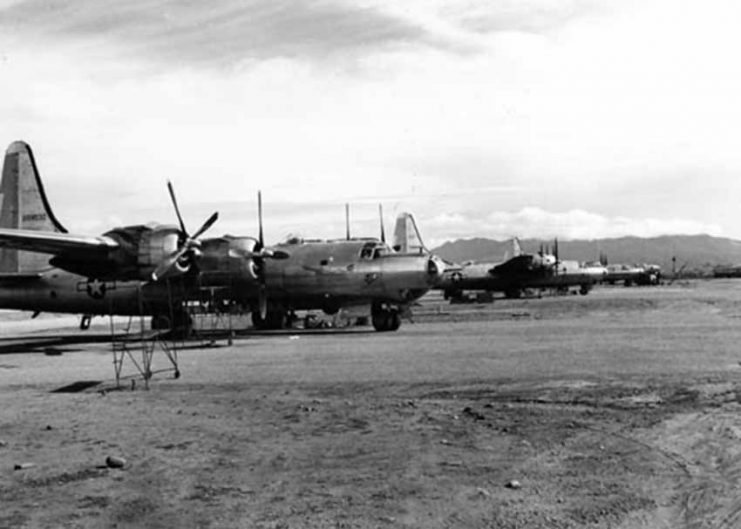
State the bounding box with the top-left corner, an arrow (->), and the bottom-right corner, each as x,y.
431,235 -> 741,275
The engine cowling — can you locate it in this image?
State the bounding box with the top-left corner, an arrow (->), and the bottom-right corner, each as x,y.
227,237 -> 261,281
197,236 -> 261,282
50,224 -> 185,281
136,227 -> 184,277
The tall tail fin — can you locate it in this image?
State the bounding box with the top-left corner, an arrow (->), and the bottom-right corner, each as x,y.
0,141 -> 67,273
511,237 -> 522,257
503,236 -> 522,261
392,212 -> 428,254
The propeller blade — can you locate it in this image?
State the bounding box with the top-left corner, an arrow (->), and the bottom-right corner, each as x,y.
191,211 -> 219,240
379,204 -> 386,243
153,182 -> 218,282
257,249 -> 268,320
258,190 -> 264,249
258,285 -> 267,320
167,181 -> 188,236
345,203 -> 350,240
151,247 -> 188,281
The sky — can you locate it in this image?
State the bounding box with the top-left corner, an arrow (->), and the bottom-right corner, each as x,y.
0,0 -> 740,247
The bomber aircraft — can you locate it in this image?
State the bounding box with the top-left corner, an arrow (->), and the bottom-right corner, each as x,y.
0,141 -> 442,333
209,202 -> 445,332
0,140 -> 259,331
604,263 -> 661,286
438,238 -> 606,301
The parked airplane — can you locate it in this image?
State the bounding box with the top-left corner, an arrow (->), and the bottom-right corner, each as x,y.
0,140 -> 250,330
438,238 -> 606,301
604,263 -> 661,286
0,141 -> 442,333
217,204 -> 445,331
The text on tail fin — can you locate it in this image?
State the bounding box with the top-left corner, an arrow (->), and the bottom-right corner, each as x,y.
392,212 -> 428,254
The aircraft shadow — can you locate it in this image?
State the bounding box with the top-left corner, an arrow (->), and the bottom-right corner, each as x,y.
237,327 -> 378,337
0,325 -> 381,356
0,334 -> 115,355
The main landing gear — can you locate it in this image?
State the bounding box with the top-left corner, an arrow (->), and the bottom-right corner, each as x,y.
371,302 -> 401,332
251,308 -> 291,330
150,310 -> 193,338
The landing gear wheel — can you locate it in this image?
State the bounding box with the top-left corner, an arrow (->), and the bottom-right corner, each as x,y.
79,314 -> 92,330
151,314 -> 171,330
252,309 -> 288,330
371,303 -> 401,332
388,311 -> 401,331
171,311 -> 193,339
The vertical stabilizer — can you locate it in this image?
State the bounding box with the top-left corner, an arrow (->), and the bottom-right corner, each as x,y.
0,141 -> 67,273
511,237 -> 522,257
503,237 -> 522,261
392,212 -> 428,254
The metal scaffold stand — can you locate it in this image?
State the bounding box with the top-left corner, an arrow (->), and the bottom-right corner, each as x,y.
107,274 -> 240,388
109,281 -> 181,390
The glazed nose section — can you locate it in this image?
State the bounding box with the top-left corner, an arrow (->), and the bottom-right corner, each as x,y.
426,255 -> 445,284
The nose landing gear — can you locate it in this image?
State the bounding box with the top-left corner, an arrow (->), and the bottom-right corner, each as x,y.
371,302 -> 401,332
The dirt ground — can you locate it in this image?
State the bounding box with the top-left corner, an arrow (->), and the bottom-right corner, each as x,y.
3,281 -> 741,528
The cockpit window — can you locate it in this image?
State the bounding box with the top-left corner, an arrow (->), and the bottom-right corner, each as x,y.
360,242 -> 375,259
360,241 -> 392,259
373,247 -> 389,259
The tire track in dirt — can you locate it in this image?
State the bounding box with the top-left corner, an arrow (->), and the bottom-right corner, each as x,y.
645,407 -> 741,529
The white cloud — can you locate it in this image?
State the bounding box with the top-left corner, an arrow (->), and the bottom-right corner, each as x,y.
0,0 -> 739,245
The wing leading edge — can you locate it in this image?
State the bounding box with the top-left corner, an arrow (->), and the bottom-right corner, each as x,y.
0,228 -> 118,258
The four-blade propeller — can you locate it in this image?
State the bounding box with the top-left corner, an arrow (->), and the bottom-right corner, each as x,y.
253,191 -> 285,319
223,191 -> 289,319
151,183 -> 291,322
151,181 -> 219,281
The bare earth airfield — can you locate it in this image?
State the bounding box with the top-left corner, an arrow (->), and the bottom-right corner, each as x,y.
3,280 -> 741,528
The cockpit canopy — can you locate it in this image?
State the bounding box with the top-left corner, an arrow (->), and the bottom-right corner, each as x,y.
360,240 -> 392,260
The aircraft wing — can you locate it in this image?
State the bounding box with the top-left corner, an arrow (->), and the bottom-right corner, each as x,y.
0,228 -> 118,258
489,254 -> 533,276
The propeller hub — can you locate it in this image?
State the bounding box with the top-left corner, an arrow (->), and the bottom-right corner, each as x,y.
151,181 -> 219,281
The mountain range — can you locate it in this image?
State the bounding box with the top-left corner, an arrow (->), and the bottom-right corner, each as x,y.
431,235 -> 741,275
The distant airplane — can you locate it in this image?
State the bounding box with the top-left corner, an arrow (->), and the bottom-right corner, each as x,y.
604,263 -> 661,286
0,141 -> 443,333
438,237 -> 607,301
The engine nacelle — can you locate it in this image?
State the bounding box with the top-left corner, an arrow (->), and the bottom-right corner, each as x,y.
228,237 -> 261,281
135,226 -> 184,278
51,224 -> 185,281
198,236 -> 261,281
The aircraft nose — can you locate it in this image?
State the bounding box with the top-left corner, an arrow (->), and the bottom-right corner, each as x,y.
427,255 -> 445,283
